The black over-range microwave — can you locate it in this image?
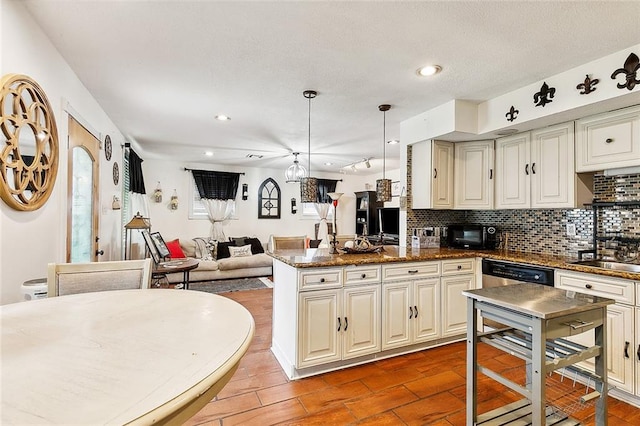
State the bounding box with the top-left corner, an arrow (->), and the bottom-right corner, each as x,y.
447,224 -> 498,249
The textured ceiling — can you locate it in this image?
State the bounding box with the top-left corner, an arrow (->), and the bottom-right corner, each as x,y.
21,0 -> 640,175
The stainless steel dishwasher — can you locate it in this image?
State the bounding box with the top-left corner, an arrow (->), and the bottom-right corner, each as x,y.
481,259 -> 555,329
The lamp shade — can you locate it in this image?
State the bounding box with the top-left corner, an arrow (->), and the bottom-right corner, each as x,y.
125,212 -> 151,229
376,178 -> 392,202
300,177 -> 318,203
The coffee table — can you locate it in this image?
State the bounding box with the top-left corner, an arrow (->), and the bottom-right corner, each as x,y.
152,258 -> 199,289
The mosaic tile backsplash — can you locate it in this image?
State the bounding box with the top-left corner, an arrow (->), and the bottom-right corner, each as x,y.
406,145 -> 640,258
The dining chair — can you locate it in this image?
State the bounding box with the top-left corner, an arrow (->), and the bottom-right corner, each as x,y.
269,235 -> 307,251
47,259 -> 152,297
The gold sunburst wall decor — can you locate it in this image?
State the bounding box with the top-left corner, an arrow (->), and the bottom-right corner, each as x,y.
0,74 -> 59,211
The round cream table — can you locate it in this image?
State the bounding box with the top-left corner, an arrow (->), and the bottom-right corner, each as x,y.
1,289 -> 255,425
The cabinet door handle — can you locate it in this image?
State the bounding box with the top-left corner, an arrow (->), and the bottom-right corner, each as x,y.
320,278 -> 325,283
408,270 -> 419,274
489,169 -> 493,180
606,138 -> 614,144
433,168 -> 437,179
344,317 -> 348,331
337,317 -> 342,332
531,163 -> 536,174
414,305 -> 418,318
585,284 -> 592,289
457,265 -> 462,270
624,341 -> 630,358
637,344 -> 640,361
361,273 -> 367,279
525,164 -> 529,175
409,306 -> 414,319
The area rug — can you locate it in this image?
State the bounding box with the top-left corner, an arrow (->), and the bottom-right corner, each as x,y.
189,277 -> 273,294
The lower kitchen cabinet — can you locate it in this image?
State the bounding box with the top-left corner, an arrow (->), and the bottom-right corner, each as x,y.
441,274 -> 475,337
636,306 -> 640,397
381,278 -> 439,350
298,283 -> 380,368
556,270 -> 637,396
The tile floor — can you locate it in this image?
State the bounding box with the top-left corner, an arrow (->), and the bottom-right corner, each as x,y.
185,288 -> 640,425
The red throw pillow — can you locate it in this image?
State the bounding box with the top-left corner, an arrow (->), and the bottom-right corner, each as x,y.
166,239 -> 186,259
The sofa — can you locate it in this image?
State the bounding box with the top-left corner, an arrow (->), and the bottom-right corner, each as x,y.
163,237 -> 273,284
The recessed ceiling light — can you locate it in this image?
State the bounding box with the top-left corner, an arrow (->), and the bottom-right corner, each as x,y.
416,65 -> 442,77
205,151 -> 214,156
387,139 -> 399,145
215,115 -> 230,121
324,162 -> 333,166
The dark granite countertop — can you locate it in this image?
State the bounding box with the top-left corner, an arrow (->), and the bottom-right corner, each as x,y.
267,246 -> 640,281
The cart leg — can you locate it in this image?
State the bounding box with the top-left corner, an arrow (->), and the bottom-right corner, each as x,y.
466,298 -> 478,425
531,318 -> 546,425
594,308 -> 608,426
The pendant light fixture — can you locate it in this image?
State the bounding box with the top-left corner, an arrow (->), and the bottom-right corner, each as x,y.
376,104 -> 392,202
300,90 -> 318,203
285,152 -> 307,183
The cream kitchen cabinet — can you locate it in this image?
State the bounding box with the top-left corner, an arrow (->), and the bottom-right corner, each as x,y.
454,140 -> 494,210
411,140 -> 454,209
381,278 -> 439,350
381,259 -> 475,349
576,105 -> 640,172
636,305 -> 640,398
495,122 -> 590,209
555,270 -> 636,396
297,283 -> 381,368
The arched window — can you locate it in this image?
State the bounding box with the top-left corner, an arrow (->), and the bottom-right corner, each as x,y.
258,178 -> 281,219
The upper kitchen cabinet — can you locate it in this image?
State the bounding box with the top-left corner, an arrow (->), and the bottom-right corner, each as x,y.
411,140 -> 454,209
454,140 -> 494,210
576,105 -> 640,173
496,122 -> 592,209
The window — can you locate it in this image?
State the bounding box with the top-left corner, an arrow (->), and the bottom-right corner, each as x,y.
189,179 -> 238,220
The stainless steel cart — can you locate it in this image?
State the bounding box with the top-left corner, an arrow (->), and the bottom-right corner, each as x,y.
464,284 -> 614,425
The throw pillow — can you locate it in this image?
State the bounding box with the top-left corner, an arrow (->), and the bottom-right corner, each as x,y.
244,237 -> 265,254
216,241 -> 237,260
228,244 -> 252,257
166,239 -> 186,258
230,236 -> 249,246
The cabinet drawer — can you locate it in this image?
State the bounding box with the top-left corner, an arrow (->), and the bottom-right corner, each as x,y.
441,258 -> 475,276
382,262 -> 440,281
344,265 -> 381,286
556,270 -> 634,304
299,268 -> 343,291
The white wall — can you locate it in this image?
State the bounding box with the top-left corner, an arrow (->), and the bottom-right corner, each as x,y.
1,0 -> 125,304
143,157 -> 400,244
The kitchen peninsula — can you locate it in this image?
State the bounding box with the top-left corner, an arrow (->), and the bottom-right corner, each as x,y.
267,246 -> 640,388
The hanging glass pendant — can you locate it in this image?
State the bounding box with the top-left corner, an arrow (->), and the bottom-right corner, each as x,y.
300,176 -> 318,203
376,178 -> 392,202
285,152 -> 307,183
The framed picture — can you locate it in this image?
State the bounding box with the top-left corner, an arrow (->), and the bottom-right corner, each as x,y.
391,181 -> 402,197
142,230 -> 161,264
150,232 -> 170,259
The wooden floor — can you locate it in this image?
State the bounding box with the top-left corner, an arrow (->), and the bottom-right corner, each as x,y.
186,288 -> 640,425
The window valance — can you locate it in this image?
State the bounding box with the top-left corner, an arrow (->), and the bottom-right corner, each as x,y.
191,169 -> 240,200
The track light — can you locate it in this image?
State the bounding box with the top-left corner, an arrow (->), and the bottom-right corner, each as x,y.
351,164 -> 357,172
364,159 -> 371,168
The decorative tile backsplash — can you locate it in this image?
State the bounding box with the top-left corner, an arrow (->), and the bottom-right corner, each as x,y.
406,144 -> 640,257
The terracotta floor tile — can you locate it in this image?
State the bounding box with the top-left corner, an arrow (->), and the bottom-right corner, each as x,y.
374,351 -> 427,370
353,411 -> 406,425
298,380 -> 371,413
393,392 -> 465,425
277,406 -> 357,425
345,385 -> 420,419
360,366 -> 425,392
221,399 -> 307,426
257,376 -> 329,406
217,370 -> 288,400
404,370 -> 465,398
321,363 -> 384,387
184,392 -> 261,425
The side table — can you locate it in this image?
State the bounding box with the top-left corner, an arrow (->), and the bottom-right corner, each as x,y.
152,258 -> 199,290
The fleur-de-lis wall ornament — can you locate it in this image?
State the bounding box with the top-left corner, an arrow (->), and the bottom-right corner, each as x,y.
533,82 -> 556,107
611,52 -> 640,91
505,106 -> 519,122
576,74 -> 599,95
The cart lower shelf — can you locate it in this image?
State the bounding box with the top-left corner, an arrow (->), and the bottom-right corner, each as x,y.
477,399 -> 580,426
